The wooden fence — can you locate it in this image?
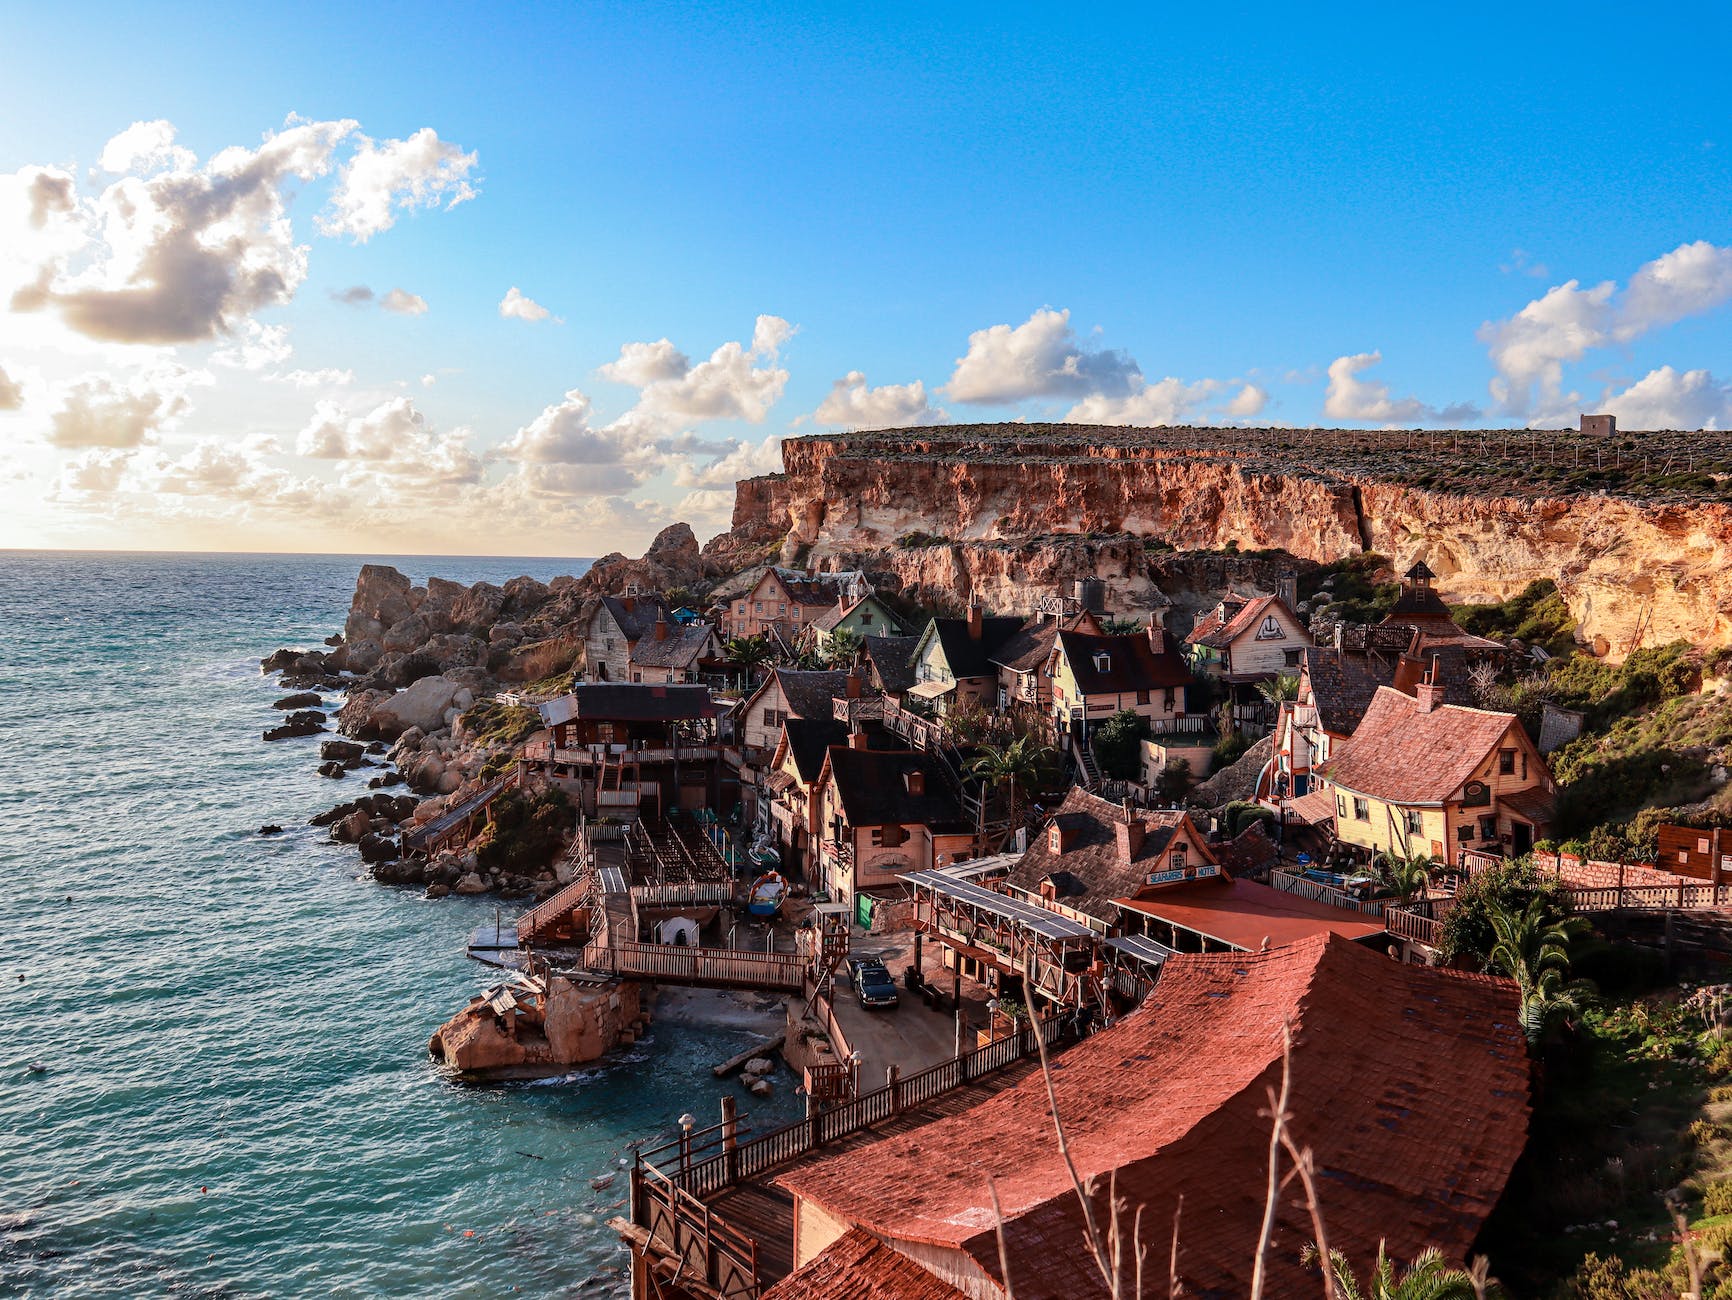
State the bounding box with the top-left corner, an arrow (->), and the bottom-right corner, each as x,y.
1269,870 -> 1388,916
582,941 -> 808,991
642,1018 -> 1065,1199
630,881 -> 737,908
632,1167 -> 760,1300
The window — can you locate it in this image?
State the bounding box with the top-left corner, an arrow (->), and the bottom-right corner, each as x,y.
870,828 -> 884,846
1403,808 -> 1423,835
1352,797 -> 1369,821
1049,824 -> 1063,852
1136,689 -> 1150,706
860,612 -> 873,625
1479,815 -> 1498,841
754,601 -> 763,614
1283,648 -> 1302,668
1170,842 -> 1188,871
1094,651 -> 1111,672
1498,749 -> 1516,776
1337,795 -> 1347,819
632,672 -> 641,683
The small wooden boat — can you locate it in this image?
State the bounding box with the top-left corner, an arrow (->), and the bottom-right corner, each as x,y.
746,871 -> 787,917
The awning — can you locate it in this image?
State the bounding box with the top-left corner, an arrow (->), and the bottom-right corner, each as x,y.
907,678 -> 957,701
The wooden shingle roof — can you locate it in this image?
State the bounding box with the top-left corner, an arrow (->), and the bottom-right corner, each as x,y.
1324,686 -> 1519,804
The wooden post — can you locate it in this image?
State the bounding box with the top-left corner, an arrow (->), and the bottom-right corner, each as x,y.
954,1006 -> 966,1060
806,1090 -> 820,1149
912,931 -> 923,982
1715,828 -> 1725,908
887,1064 -> 901,1115
720,1096 -> 739,1185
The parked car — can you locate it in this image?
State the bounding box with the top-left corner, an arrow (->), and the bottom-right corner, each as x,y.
848,957 -> 899,1010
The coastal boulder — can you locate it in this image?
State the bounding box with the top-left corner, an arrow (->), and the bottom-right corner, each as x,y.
345,565 -> 415,644
500,576 -> 551,618
320,739 -> 366,764
381,613 -> 430,654
419,577 -> 467,632
264,711 -> 325,741
421,633 -> 489,673
337,638 -> 383,675
273,692 -> 322,710
338,689 -> 392,737
368,676 -> 466,739
450,582 -> 506,634
358,833 -> 399,864
454,872 -> 487,895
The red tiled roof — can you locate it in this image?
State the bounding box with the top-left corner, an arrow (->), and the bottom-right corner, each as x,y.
1324,687 -> 1520,805
762,1229 -> 970,1300
1116,876 -> 1386,949
1187,594 -> 1303,651
1501,785 -> 1555,826
1287,785 -> 1339,828
778,935 -> 1530,1299
1211,820 -> 1280,876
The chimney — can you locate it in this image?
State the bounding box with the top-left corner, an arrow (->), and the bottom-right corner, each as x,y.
904,769 -> 925,797
1416,671 -> 1444,713
849,729 -> 872,750
1147,620 -> 1164,654
966,594 -> 984,641
1276,570 -> 1298,610
1115,819 -> 1146,862
844,670 -> 862,699
621,595 -> 635,614
653,611 -> 668,641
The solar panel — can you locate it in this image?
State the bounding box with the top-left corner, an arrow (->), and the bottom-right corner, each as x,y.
905,869 -> 1095,941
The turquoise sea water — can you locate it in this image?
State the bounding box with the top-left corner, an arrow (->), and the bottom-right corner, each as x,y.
0,552 -> 799,1298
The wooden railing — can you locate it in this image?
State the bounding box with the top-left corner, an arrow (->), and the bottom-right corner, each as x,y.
1384,904 -> 1445,947
582,941 -> 808,991
1270,870 -> 1387,916
516,874 -> 596,944
1565,882 -> 1724,913
630,881 -> 737,907
642,1018 -> 1065,1199
633,1166 -> 760,1299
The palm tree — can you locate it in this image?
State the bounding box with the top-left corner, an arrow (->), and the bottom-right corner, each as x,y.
1256,671 -> 1301,705
1303,1242 -> 1494,1299
968,735 -> 1053,844
723,634 -> 776,685
819,627 -> 863,668
1485,893 -> 1594,1050
1378,850 -> 1433,906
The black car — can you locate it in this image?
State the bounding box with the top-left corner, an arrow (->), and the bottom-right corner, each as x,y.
848,957 -> 899,1010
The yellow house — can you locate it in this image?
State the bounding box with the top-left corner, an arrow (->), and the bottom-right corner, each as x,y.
1322,680 -> 1554,862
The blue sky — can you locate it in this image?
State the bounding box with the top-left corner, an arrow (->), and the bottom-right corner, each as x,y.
2,1 -> 1730,554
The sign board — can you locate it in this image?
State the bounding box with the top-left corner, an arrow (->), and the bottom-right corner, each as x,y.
1145,868 -> 1186,886
1194,865 -> 1220,879
1296,853 -> 1312,866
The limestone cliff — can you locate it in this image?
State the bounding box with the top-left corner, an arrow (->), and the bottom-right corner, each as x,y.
707,425 -> 1732,656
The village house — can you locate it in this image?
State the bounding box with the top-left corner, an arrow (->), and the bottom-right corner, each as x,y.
764,717 -> 902,878
770,934 -> 1530,1299
1183,575 -> 1313,686
985,609 -> 1101,723
1322,676 -> 1555,863
625,612 -> 723,684
724,568 -> 871,641
735,668 -> 859,757
860,634 -> 921,702
907,599 -> 1025,716
1047,623 -> 1195,744
533,683 -> 724,820
810,743 -> 973,913
802,591 -> 905,653
580,593 -> 672,682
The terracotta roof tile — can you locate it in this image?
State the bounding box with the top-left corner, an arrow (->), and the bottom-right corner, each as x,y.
762,1229 -> 970,1300
1188,594 -> 1301,651
1116,876 -> 1386,949
1301,646 -> 1395,737
1324,687 -> 1520,805
777,935 -> 1530,1299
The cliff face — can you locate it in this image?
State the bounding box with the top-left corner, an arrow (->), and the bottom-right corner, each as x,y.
720,426 -> 1732,656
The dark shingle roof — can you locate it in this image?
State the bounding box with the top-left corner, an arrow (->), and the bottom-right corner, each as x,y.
930,615 -> 1026,678
628,623 -> 716,669
863,635 -> 921,694
821,747 -> 968,831
989,617 -> 1064,674
1006,787 -> 1200,924
1301,645 -> 1396,737
550,683 -> 716,723
1056,629 -> 1193,695
599,594 -> 672,642
780,718 -> 851,783
773,668 -> 852,720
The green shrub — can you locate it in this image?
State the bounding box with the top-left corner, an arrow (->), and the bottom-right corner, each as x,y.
1091,710 -> 1149,781
1211,731 -> 1251,769
473,787 -> 571,878
1704,1180 -> 1732,1217
1453,579 -> 1577,655
1437,858 -> 1570,967
1222,800 -> 1275,837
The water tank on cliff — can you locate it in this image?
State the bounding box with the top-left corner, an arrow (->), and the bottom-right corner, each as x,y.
1073,578 -> 1107,615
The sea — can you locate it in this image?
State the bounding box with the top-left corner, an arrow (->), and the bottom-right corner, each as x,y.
0,552 -> 800,1299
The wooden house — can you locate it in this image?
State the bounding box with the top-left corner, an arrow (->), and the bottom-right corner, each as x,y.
987,610 -> 1101,720
1184,587 -> 1313,684
723,568 -> 870,641
1046,625 -> 1196,743
906,600 -> 1025,716
810,745 -> 973,912
803,592 -> 905,652
1322,677 -> 1555,862
626,614 -> 723,684
534,683 -> 723,819
581,593 -> 672,683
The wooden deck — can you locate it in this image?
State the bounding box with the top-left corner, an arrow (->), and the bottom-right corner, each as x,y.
701,1058 -> 1044,1286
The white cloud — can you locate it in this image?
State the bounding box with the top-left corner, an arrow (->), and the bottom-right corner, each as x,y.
420,373 -> 436,387
45,367 -> 199,448
810,371 -> 945,428
1064,377 -> 1226,426
1323,351 -> 1477,424
1598,365 -> 1732,430
55,448 -> 133,494
499,286 -> 554,322
298,395 -> 431,460
332,285 -> 374,306
318,127 -> 478,243
0,363 -> 22,410
945,307 -> 1139,404
671,434 -> 784,489
1226,383 -> 1268,418
213,320 -> 292,371
1481,239 -> 1732,416
266,367 -> 354,389
381,288 -> 428,315
599,338 -> 690,386
98,120 -> 196,173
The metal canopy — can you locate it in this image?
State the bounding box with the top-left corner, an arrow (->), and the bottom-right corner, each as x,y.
1107,934 -> 1177,966
905,869 -> 1095,942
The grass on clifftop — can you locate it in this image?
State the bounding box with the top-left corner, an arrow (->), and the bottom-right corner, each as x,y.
1454,579 -> 1578,656
460,699 -> 543,748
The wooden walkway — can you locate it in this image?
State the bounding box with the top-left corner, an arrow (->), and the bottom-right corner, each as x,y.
702,1058 -> 1044,1286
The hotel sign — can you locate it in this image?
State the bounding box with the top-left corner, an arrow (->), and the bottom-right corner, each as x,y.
1145,864 -> 1221,886
1145,868 -> 1185,886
